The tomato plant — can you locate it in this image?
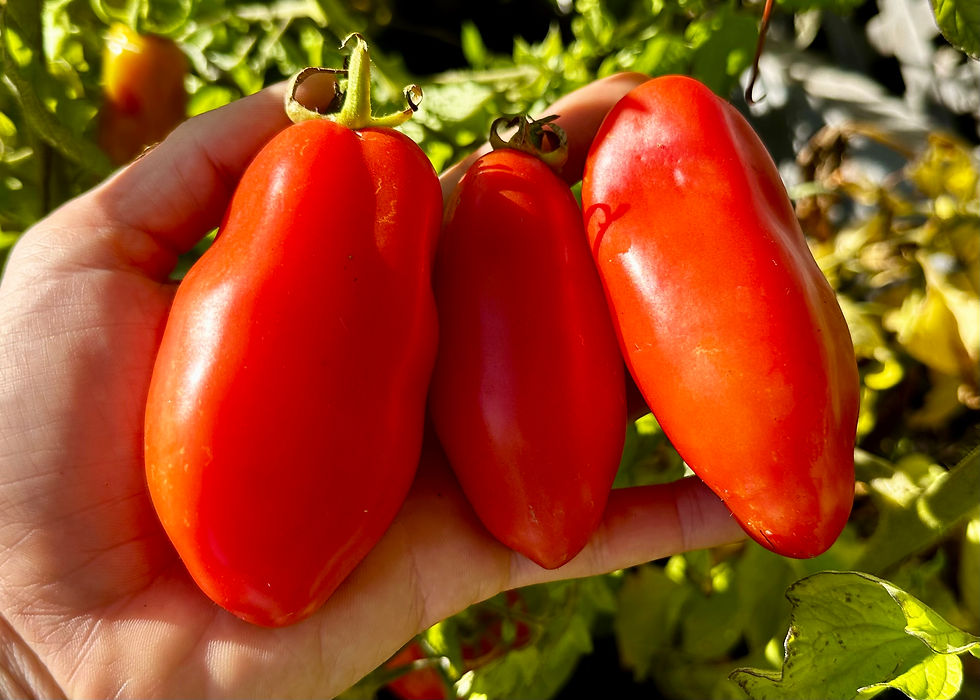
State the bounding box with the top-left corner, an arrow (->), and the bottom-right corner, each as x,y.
385,642 -> 448,700
98,22 -> 188,165
385,591 -> 533,700
429,115 -> 626,569
582,75 -> 861,559
4,2 -> 979,697
143,35 -> 442,627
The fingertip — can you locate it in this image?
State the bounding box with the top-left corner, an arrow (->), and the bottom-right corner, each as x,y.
669,477 -> 746,552
508,477 -> 744,588
599,477 -> 744,564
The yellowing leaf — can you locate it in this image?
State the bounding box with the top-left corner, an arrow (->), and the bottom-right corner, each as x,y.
909,373 -> 972,429
887,289 -> 962,377
885,255 -> 980,384
910,134 -> 980,205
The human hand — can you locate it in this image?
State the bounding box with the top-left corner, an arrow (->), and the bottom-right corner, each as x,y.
0,72 -> 743,698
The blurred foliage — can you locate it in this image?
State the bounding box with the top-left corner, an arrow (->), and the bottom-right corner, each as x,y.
2,1 -> 979,699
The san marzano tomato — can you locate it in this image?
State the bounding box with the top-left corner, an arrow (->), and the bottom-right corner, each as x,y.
582,75 -> 860,558
144,36 -> 442,626
430,116 -> 626,569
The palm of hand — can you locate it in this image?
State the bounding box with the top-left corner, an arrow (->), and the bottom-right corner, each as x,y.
0,232 -> 517,696
0,211 -> 516,697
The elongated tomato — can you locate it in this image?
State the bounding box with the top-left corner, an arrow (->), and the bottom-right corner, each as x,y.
582,76 -> 859,558
430,124 -> 626,569
144,38 -> 442,626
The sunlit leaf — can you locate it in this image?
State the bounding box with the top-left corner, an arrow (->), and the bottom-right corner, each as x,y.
931,0 -> 980,59
461,21 -> 488,68
186,84 -> 236,116
884,254 -> 979,384
731,571 -> 980,700
857,448 -> 980,573
959,515 -> 980,623
686,6 -> 758,95
910,133 -> 980,204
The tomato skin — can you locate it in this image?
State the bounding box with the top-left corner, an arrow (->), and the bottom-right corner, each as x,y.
385,642 -> 448,700
99,23 -> 188,165
144,119 -> 442,626
430,149 -> 626,570
582,76 -> 859,558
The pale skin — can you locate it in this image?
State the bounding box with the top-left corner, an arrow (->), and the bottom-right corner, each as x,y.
0,72 -> 744,698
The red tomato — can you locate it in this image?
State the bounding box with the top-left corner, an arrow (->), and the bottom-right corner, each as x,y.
430,125 -> 626,569
457,590 -> 533,666
385,642 -> 448,700
144,44 -> 442,625
385,591 -> 532,700
99,23 -> 187,164
582,75 -> 859,558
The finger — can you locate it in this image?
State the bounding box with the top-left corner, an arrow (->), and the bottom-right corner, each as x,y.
439,71 -> 648,199
508,477 -> 746,589
373,441 -> 743,634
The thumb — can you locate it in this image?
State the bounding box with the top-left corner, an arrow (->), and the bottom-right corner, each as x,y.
8,73 -> 339,283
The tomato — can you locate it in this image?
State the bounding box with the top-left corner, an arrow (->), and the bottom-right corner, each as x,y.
385,591 -> 533,700
98,23 -> 188,165
385,642 -> 448,700
429,116 -> 626,570
582,75 -> 860,558
143,36 -> 442,626
456,590 -> 533,666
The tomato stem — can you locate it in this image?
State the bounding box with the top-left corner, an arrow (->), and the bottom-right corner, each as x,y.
284,34 -> 422,130
745,0 -> 775,105
488,114 -> 568,171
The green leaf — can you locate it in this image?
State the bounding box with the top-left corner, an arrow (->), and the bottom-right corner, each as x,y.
614,565 -> 691,679
90,0 -> 197,37
931,0 -> 980,60
460,20 -> 488,68
604,32 -> 692,79
680,575 -> 742,659
777,0 -> 864,12
187,84 -> 236,116
686,6 -> 758,96
960,515 -> 980,623
877,578 -> 980,655
0,11 -> 111,179
0,228 -> 19,250
462,579 -> 611,700
731,571 -> 980,700
856,447 -> 980,574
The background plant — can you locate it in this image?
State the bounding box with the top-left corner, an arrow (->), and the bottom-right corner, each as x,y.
2,1 -> 978,698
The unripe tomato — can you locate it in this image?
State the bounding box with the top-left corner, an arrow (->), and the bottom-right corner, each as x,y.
99,23 -> 187,164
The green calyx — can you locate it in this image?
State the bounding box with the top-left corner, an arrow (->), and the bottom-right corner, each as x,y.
285,33 -> 422,129
489,114 -> 569,171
